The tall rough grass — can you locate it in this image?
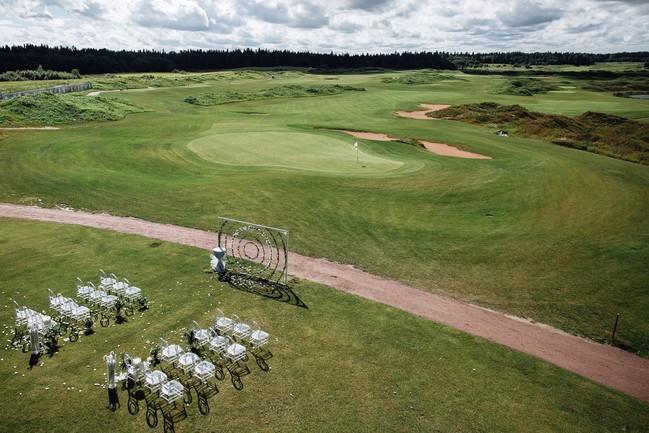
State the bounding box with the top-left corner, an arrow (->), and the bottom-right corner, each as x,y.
430,102 -> 649,164
0,93 -> 141,126
184,84 -> 366,106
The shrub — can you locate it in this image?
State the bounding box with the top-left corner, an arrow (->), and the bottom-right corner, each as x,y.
0,67 -> 83,82
429,102 -> 649,165
0,93 -> 141,126
184,84 -> 365,106
494,78 -> 558,96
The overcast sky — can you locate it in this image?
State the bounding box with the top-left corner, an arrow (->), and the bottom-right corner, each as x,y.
1,0 -> 648,53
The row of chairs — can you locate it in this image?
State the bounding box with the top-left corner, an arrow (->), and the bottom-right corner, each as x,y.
187,311 -> 273,390
76,279 -> 119,327
10,269 -> 150,356
48,289 -> 92,341
76,270 -> 149,326
98,270 -> 149,314
12,301 -> 59,353
122,343 -> 223,433
158,343 -> 221,414
121,352 -> 189,433
209,309 -> 272,371
112,311 -> 273,432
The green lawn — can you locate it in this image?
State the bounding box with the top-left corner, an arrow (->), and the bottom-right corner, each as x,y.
188,129 -> 409,175
0,69 -> 648,358
1,219 -> 648,433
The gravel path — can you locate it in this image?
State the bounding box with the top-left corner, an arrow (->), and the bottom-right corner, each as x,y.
1,203 -> 648,404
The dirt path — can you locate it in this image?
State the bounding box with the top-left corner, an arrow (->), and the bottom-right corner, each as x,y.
395,104 -> 451,120
88,87 -> 156,97
1,203 -> 648,404
88,84 -> 208,97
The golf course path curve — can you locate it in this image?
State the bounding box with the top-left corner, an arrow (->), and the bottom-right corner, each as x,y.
1,203 -> 648,404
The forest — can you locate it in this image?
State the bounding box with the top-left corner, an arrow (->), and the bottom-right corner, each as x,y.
0,45 -> 647,74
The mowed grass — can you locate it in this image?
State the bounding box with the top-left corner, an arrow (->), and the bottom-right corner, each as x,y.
188,130 -> 407,175
0,69 -> 648,357
1,219 -> 648,433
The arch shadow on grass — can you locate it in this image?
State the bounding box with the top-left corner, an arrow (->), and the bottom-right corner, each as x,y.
227,273 -> 308,309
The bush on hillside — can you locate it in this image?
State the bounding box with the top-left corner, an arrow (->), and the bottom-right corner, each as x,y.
582,76 -> 649,95
0,65 -> 82,82
429,102 -> 649,165
381,71 -> 463,85
184,84 -> 366,106
0,93 -> 141,126
494,78 -> 558,96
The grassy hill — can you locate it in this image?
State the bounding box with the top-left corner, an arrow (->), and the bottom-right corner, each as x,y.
184,84 -> 365,106
381,70 -> 462,85
0,93 -> 141,126
493,77 -> 559,96
429,102 -> 649,164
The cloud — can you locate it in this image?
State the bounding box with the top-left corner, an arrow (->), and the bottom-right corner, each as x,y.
499,0 -> 562,27
73,1 -> 105,18
1,0 -> 648,53
595,0 -> 649,3
20,9 -> 54,19
240,1 -> 290,24
243,1 -> 329,28
134,0 -> 209,30
563,22 -> 603,33
331,19 -> 361,33
133,0 -> 242,32
345,0 -> 393,10
34,0 -> 107,18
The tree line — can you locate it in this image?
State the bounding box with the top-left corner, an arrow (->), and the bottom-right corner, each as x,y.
449,51 -> 648,68
0,64 -> 81,82
0,45 -> 647,74
0,45 -> 455,73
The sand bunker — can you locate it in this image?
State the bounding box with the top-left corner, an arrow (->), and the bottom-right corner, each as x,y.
395,104 -> 451,120
335,129 -> 491,160
419,140 -> 491,160
335,130 -> 397,141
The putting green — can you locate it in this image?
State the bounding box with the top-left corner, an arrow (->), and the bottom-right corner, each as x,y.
187,130 -> 407,175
